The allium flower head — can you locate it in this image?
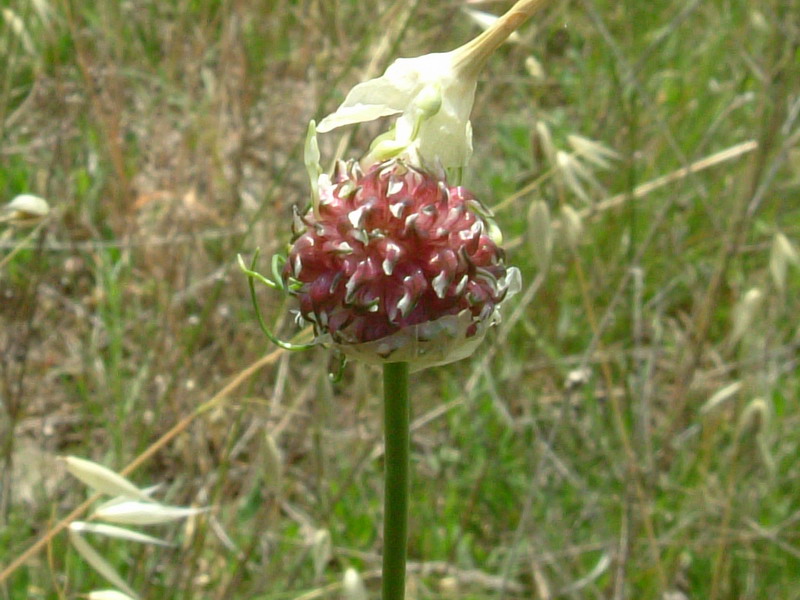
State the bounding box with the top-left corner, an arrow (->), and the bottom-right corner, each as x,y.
243,2 -> 547,369
283,158 -> 520,370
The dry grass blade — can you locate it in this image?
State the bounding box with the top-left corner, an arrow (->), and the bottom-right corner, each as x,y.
699,381 -> 743,415
68,530 -> 140,599
496,139 -> 758,226
0,347 -> 287,584
69,521 -> 173,547
92,501 -> 207,526
558,553 -> 611,595
1,8 -> 34,54
578,140 -> 759,220
87,591 -> 138,600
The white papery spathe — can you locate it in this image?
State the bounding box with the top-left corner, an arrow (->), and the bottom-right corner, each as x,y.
317,51 -> 477,170
316,1 -> 548,169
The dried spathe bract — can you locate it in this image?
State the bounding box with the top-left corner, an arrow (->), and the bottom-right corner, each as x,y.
317,52 -> 476,170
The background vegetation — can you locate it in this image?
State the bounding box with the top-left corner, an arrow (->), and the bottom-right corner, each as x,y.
2,0 -> 799,598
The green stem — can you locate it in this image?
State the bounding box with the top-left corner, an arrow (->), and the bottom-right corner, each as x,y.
382,361 -> 410,600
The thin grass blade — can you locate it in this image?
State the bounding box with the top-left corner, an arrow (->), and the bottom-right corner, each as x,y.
70,521 -> 173,547
68,530 -> 139,599
93,501 -> 208,526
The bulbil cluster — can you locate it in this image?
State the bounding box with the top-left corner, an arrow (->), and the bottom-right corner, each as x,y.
283,159 -> 517,365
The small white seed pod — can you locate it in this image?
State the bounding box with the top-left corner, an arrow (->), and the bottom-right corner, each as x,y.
769,232 -> 799,293
263,432 -> 284,494
527,199 -> 552,270
561,204 -> 584,248
342,567 -> 368,600
311,528 -> 332,579
2,194 -> 50,226
730,287 -> 763,345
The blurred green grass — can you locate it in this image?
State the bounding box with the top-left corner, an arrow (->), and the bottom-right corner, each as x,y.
2,0 -> 800,598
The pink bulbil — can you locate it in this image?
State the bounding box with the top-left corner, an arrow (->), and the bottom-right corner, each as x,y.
284,159 -> 513,347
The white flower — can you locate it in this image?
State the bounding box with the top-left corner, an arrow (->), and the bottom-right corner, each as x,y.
317,51 -> 476,169
316,0 -> 542,169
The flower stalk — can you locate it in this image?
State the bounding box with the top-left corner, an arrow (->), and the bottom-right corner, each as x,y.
452,0 -> 551,77
317,0 -> 553,171
382,361 -> 410,600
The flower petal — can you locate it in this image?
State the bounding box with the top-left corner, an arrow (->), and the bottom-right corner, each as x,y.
317,52 -> 456,131
317,52 -> 477,168
317,102 -> 403,132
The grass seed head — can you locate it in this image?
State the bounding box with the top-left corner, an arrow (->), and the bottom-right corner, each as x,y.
770,232 -> 800,293
2,194 -> 50,226
737,397 -> 770,438
730,287 -> 764,345
527,199 -> 552,269
561,204 -> 584,248
567,134 -> 619,170
342,568 -> 368,600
